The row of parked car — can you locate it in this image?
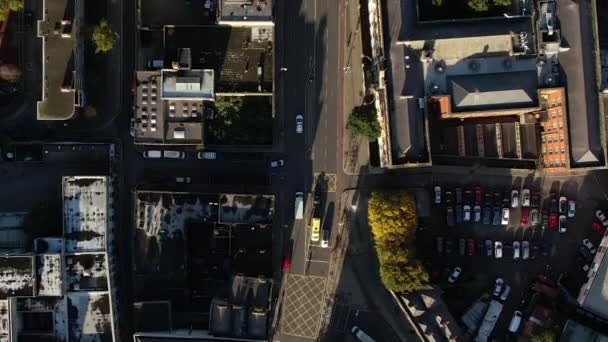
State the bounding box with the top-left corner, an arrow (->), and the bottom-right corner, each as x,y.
435,237 -> 551,259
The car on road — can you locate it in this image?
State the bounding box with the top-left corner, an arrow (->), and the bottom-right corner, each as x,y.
593,222 -> 606,236
509,311 -> 523,333
164,150 -> 186,159
143,150 -> 162,159
521,207 -> 529,226
475,186 -> 482,205
463,205 -> 471,222
445,239 -> 454,255
559,215 -> 567,233
549,212 -> 558,230
493,278 -> 504,296
282,252 -> 291,271
482,206 -> 491,224
455,205 -> 463,224
568,200 -> 576,218
583,238 -> 596,254
467,239 -> 475,256
446,206 -> 455,227
474,205 -> 481,222
448,267 -> 462,283
459,238 -> 466,256
530,209 -> 539,226
494,241 -> 503,259
351,326 -> 375,342
295,192 -> 304,220
434,186 -> 442,204
296,114 -> 304,133
321,230 -> 330,248
579,245 -> 594,263
501,207 -> 510,225
597,210 -> 608,227
456,187 -> 463,204
559,196 -> 568,214
310,218 -> 321,242
270,159 -> 285,168
511,190 -> 519,208
485,240 -> 493,257
493,206 -> 501,226
522,241 -> 530,260
130,118 -> 136,137
197,151 -> 217,160
522,189 -> 530,207
513,241 -> 521,259
436,237 -> 444,256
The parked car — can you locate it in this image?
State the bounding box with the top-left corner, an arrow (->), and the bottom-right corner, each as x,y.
436,237 -> 444,256
522,189 -> 530,207
513,241 -> 521,259
568,200 -> 576,218
485,240 -> 493,257
475,186 -> 482,205
270,159 -> 285,168
474,205 -> 481,222
592,222 -> 606,236
445,239 -> 454,255
549,212 -> 558,230
163,150 -> 186,159
459,238 -> 466,256
446,206 -> 455,227
494,241 -> 503,259
501,208 -> 510,225
282,251 -> 291,270
583,238 -> 596,254
540,241 -> 551,257
456,187 -> 463,204
467,239 -> 475,256
321,230 -> 330,248
511,190 -> 519,208
493,206 -> 501,226
559,196 -> 568,214
455,205 -> 463,224
493,278 -> 504,296
522,241 -> 530,260
130,118 -> 136,137
559,215 -> 567,233
197,151 -> 217,159
500,285 -> 511,301
596,210 -> 608,227
445,190 -> 453,204
508,311 -> 523,333
484,192 -> 492,206
550,193 -> 558,212
143,150 -> 162,159
541,211 -> 549,229
494,192 -> 502,206
448,267 -> 462,283
434,186 -> 442,204
482,206 -> 491,224
579,245 -> 593,263
464,188 -> 473,205
175,177 -> 191,183
530,209 -> 539,226
463,205 -> 471,222
296,114 -> 304,133
477,240 -> 484,256
521,207 -> 529,226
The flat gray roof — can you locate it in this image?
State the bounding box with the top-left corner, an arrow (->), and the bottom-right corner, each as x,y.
161,69 -> 214,100
218,0 -> 273,25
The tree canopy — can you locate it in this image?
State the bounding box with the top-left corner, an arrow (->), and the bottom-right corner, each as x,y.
347,104 -> 381,140
493,0 -> 513,6
91,19 -> 117,54
368,192 -> 429,292
0,0 -> 22,22
468,0 -> 489,12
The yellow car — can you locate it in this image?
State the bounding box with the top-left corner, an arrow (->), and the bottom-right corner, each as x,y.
310,218 -> 321,242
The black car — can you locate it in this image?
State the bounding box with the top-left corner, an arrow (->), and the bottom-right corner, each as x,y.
579,245 -> 593,263
456,188 -> 463,204
484,193 -> 492,206
503,190 -> 511,206
541,211 -> 549,229
494,192 -> 502,206
482,206 -> 491,224
445,190 -> 453,205
540,241 -> 551,257
531,192 -> 540,208
459,238 -> 466,256
455,205 -> 463,224
477,240 -> 484,255
446,206 -> 455,227
550,193 -> 558,212
445,239 -> 454,255
492,206 -> 501,226
464,188 -> 473,205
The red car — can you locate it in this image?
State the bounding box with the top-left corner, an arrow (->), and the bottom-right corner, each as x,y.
521,207 -> 529,226
549,212 -> 558,230
282,252 -> 291,271
475,186 -> 482,205
593,222 -> 606,236
467,238 -> 475,256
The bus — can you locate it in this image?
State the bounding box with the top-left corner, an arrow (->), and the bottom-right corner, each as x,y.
310,218 -> 321,242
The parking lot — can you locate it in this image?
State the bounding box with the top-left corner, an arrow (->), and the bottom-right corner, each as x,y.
418,171 -> 608,338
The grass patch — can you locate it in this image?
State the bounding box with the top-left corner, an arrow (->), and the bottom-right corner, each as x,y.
205,95 -> 273,145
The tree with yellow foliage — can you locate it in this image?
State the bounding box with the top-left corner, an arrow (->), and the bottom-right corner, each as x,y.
368,191 -> 428,292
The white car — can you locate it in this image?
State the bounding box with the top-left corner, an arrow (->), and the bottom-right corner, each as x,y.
511,190 -> 519,208
521,189 -> 530,207
448,267 -> 462,283
197,151 -> 217,160
463,205 -> 471,222
508,311 -> 523,333
494,241 -> 503,259
583,238 -> 596,254
270,159 -> 285,168
474,205 -> 481,222
559,215 -> 567,233
493,278 -> 504,296
568,200 -> 576,218
434,186 -> 442,204
522,241 -> 530,260
321,230 -> 330,248
513,241 -> 520,259
296,114 -> 304,134
597,210 -> 608,227
163,150 -> 186,159
501,208 -> 510,225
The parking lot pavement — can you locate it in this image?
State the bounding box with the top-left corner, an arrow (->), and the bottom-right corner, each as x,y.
421,172 -> 608,337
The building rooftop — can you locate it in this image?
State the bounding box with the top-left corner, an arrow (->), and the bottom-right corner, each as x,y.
62,176 -> 108,253
36,0 -> 79,120
578,232 -> 608,318
36,254 -> 63,297
218,0 -> 273,26
65,253 -> 109,292
67,292 -> 114,342
561,320 -> 608,342
0,256 -> 35,298
161,69 -> 214,100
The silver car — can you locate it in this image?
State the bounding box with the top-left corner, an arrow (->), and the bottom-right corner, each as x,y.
296,114 -> 304,134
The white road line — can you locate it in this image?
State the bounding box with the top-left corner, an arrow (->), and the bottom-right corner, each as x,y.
308,259 -> 329,263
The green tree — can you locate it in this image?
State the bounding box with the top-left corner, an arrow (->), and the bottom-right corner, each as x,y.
432,0 -> 443,6
531,329 -> 556,342
0,0 -> 23,22
347,104 -> 381,140
91,19 -> 117,54
493,0 -> 512,6
468,0 -> 489,11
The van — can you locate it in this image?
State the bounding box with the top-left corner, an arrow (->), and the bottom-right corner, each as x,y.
294,192 -> 304,220
147,59 -> 164,69
508,311 -> 523,333
351,326 -> 375,342
143,150 -> 162,159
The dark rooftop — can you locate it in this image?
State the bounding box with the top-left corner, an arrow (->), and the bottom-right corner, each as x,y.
0,256 -> 35,298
